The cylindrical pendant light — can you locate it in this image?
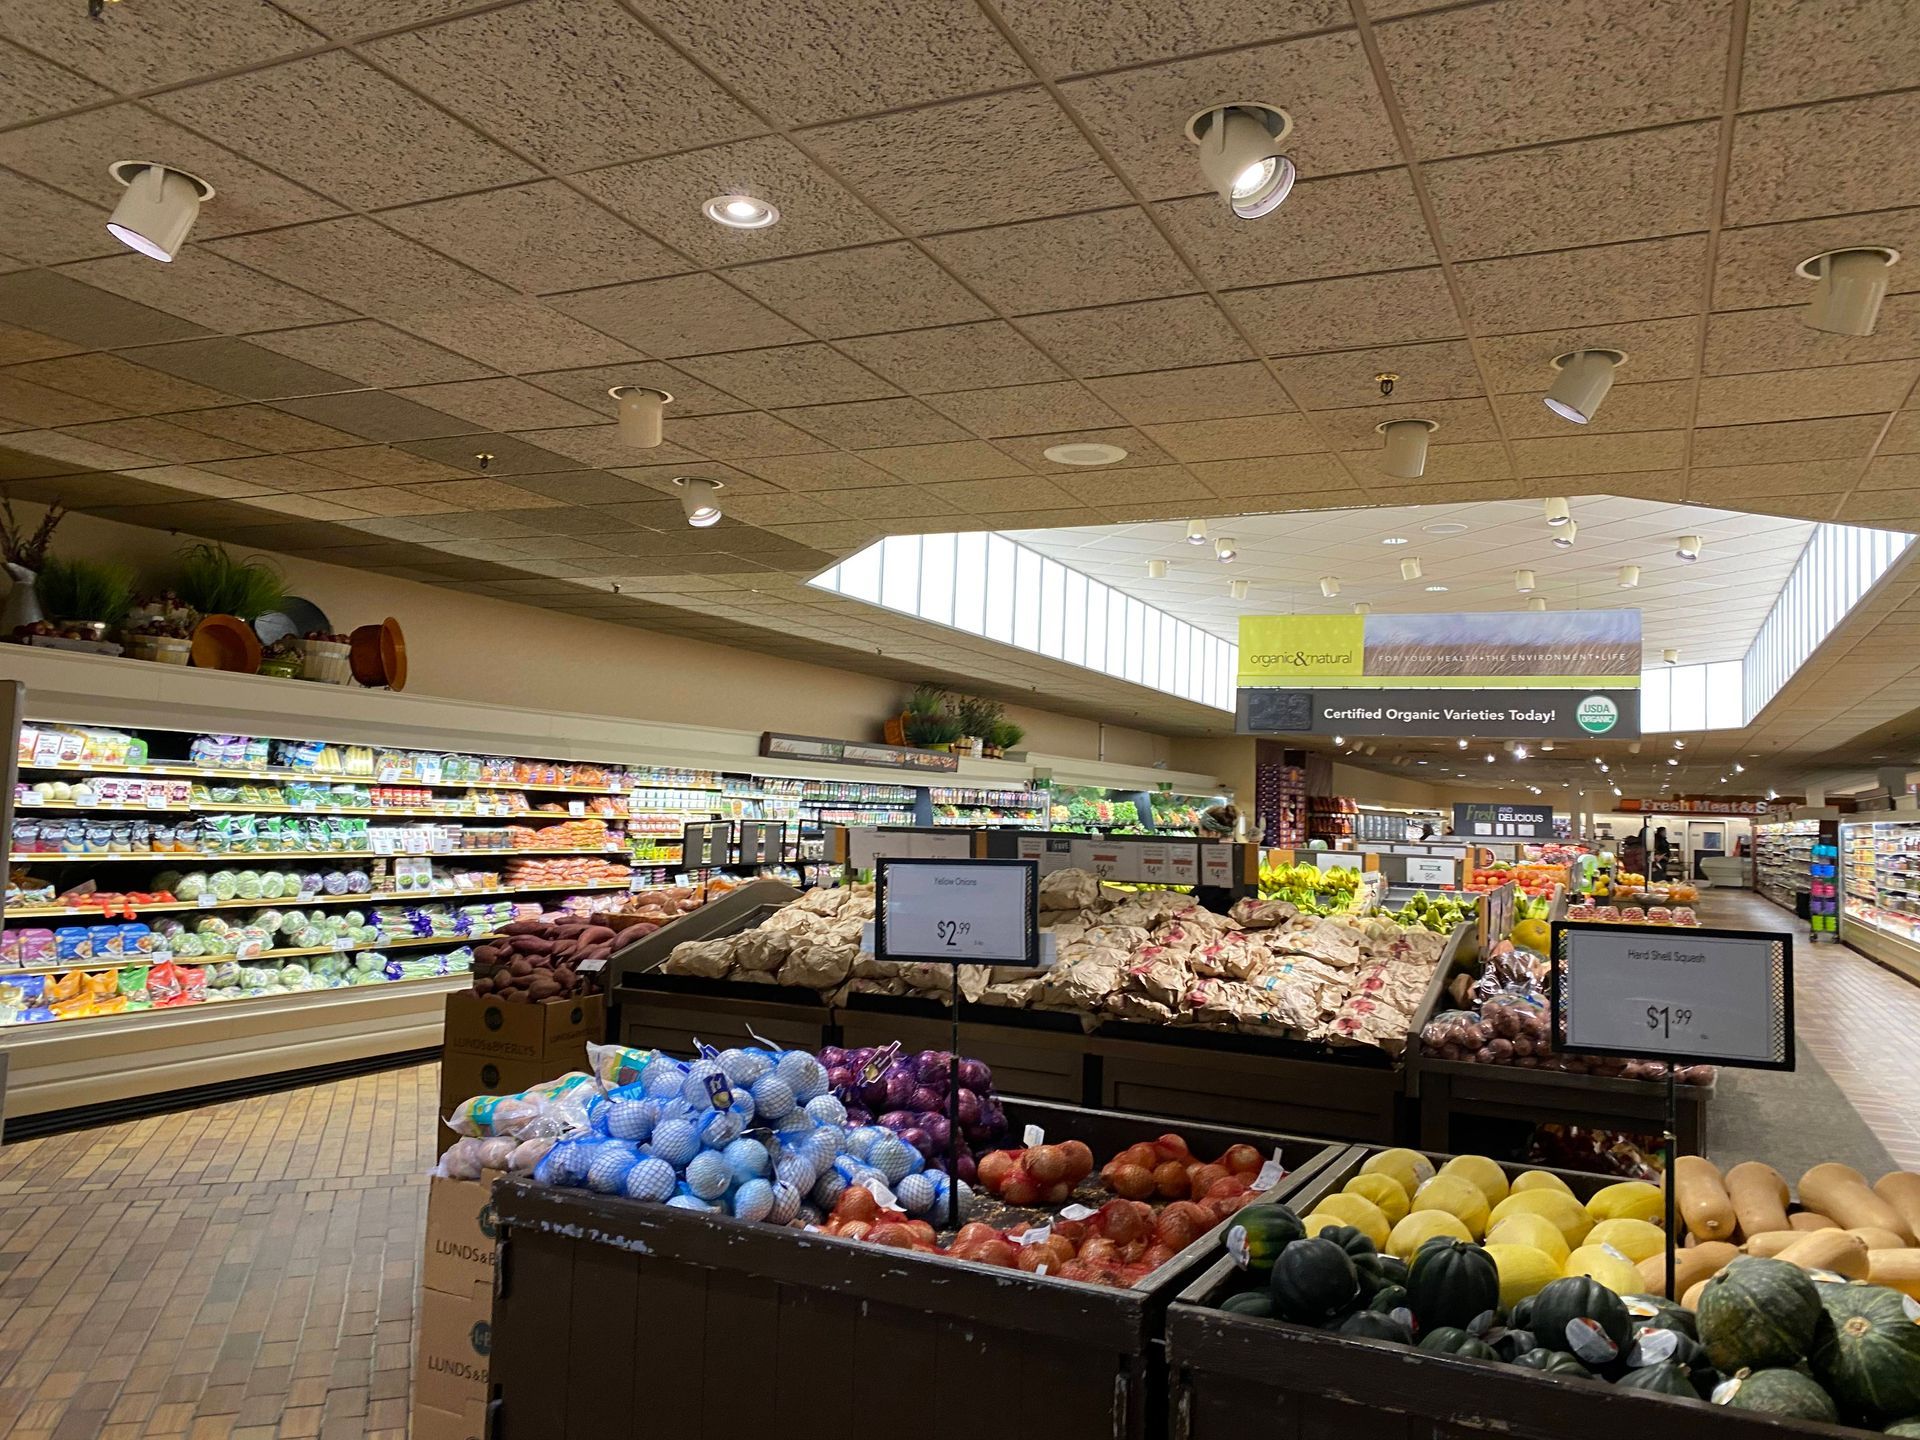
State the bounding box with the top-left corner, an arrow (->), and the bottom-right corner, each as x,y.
1377,418 -> 1439,479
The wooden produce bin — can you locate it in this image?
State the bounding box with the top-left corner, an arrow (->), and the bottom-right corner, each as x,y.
837,995 -> 1089,1102
486,1099 -> 1348,1440
1162,1145 -> 1836,1440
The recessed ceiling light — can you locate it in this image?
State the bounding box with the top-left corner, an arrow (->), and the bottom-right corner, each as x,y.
1043,441 -> 1128,465
1186,103 -> 1296,219
1381,536 -> 1408,546
703,194 -> 779,229
106,160 -> 215,262
1421,521 -> 1470,536
1424,584 -> 1449,592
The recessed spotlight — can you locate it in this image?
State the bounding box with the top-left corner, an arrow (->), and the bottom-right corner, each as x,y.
1424,584 -> 1449,592
1618,564 -> 1641,589
106,160 -> 215,262
1515,568 -> 1535,594
1186,103 -> 1296,219
608,385 -> 671,448
1544,349 -> 1627,424
1185,518 -> 1209,545
672,476 -> 724,527
1043,441 -> 1128,466
1381,536 -> 1409,546
1543,496 -> 1571,527
1319,575 -> 1340,598
1378,418 -> 1438,478
1146,558 -> 1169,579
1214,535 -> 1237,562
1228,578 -> 1249,600
1552,520 -> 1578,549
1798,247 -> 1899,336
1400,557 -> 1423,581
1676,533 -> 1703,563
703,194 -> 779,229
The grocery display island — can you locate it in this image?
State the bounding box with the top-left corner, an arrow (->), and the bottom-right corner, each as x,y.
485,1099 -> 1346,1440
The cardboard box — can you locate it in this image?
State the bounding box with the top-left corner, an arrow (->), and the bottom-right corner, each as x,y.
439,1051 -> 569,1116
422,1174 -> 500,1298
415,1278 -> 493,1416
443,990 -> 604,1063
411,1399 -> 484,1440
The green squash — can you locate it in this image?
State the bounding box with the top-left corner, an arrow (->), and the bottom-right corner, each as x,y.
1367,1284 -> 1411,1315
1697,1257 -> 1823,1374
1616,1361 -> 1702,1399
1418,1326 -> 1499,1361
1407,1237 -> 1500,1332
1625,1294 -> 1698,1341
1809,1282 -> 1920,1423
1338,1310 -> 1414,1346
1530,1277 -> 1632,1367
1269,1237 -> 1361,1326
1720,1368 -> 1839,1424
1512,1348 -> 1592,1378
1220,1289 -> 1276,1317
1224,1204 -> 1305,1280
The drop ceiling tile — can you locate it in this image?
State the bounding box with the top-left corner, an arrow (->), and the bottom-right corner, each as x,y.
673,344 -> 898,410
927,208 -> 1194,316
269,391 -> 480,443
667,411 -> 832,459
775,397 -> 969,449
1,0 -> 321,92
1725,93 -> 1920,227
733,451 -> 897,491
1687,459 -> 1863,502
1741,0 -> 1920,109
1271,341 -> 1485,409
391,378 -> 603,433
548,274 -> 807,357
1188,452 -> 1349,496
925,381 -> 1123,438
378,182 -> 687,295
121,338 -> 357,402
198,454 -> 374,493
153,53 -> 537,210
584,145 -> 889,274
1696,362 -> 1920,426
524,362 -> 745,417
1376,0 -> 1729,158
857,439 -> 1030,482
1144,412 -> 1326,462
369,0 -> 762,173
1455,236 -> 1707,336
0,375 -> 126,429
1493,379 -> 1695,439
56,417 -> 258,465
1306,397 -> 1502,450
1019,295 -> 1248,377
57,250 -> 350,337
1161,170 -> 1434,291
1227,269 -> 1463,355
0,39 -> 111,124
395,301 -> 645,372
1422,125 -> 1718,262
506,425 -> 706,470
1084,362 -> 1293,424
839,321 -> 1065,393
1691,415 -> 1887,467
248,321 -> 491,387
159,404 -> 363,453
1714,210 -> 1920,311
9,352 -> 235,411
206,217 -> 514,319
1474,316 -> 1703,391
1706,299 -> 1920,376
727,244 -> 991,338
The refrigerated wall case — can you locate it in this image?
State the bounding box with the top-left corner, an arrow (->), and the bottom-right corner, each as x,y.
1841,815 -> 1920,980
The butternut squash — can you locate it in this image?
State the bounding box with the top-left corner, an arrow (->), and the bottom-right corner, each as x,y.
1845,1227 -> 1907,1251
1772,1228 -> 1870,1279
1800,1163 -> 1916,1244
1868,1248 -> 1920,1299
1674,1155 -> 1736,1241
1638,1239 -> 1737,1298
1725,1160 -> 1791,1240
1875,1171 -> 1920,1241
1789,1211 -> 1839,1232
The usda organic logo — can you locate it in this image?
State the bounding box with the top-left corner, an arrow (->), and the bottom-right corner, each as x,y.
1576,695 -> 1620,734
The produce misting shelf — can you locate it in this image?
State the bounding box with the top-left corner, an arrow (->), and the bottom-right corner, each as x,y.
6,881 -> 624,920
0,930 -> 498,977
9,845 -> 623,862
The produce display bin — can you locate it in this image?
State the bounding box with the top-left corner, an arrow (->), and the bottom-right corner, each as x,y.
1162,1146 -> 1850,1440
1410,1055 -> 1713,1156
486,1099 -> 1348,1440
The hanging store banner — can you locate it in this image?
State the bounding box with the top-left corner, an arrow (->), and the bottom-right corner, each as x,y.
1236,610 -> 1642,739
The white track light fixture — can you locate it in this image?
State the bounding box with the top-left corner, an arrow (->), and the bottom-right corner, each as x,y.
1146,558 -> 1169,579
1186,103 -> 1296,219
1214,535 -> 1237,562
1526,596 -> 1547,611
1676,534 -> 1703,563
1399,557 -> 1422,582
1618,564 -> 1641,589
672,476 -> 724,528
1228,578 -> 1249,600
1319,575 -> 1340,598
1543,349 -> 1626,425
1515,568 -> 1535,594
1799,247 -> 1899,336
608,386 -> 672,448
1543,496 -> 1571,528
1663,647 -> 1680,665
106,161 -> 214,262
1377,418 -> 1438,479
1185,518 -> 1209,545
1552,520 -> 1577,550
1352,601 -> 1370,615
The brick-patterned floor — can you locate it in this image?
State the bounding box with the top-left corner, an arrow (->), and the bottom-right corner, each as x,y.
0,1065 -> 441,1440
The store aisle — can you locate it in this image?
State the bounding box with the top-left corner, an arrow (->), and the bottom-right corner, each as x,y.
1699,887 -> 1920,1170
0,1066 -> 441,1440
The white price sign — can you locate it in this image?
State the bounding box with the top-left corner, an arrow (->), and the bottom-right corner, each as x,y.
1405,856 -> 1454,887
1553,924 -> 1792,1069
877,860 -> 1038,966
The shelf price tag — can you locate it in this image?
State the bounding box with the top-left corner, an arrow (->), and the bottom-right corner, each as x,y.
874,858 -> 1039,966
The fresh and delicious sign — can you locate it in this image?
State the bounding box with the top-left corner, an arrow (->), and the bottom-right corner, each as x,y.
1453,802 -> 1555,840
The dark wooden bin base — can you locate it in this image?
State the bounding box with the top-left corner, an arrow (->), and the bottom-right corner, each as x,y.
1414,1056 -> 1711,1156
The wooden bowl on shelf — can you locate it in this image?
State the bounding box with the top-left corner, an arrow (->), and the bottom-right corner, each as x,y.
190,614 -> 261,673
349,617 -> 407,690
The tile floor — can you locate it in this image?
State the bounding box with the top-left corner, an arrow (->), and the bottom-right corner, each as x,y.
0,888 -> 1912,1438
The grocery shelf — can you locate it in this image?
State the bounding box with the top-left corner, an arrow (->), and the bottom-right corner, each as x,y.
9,844 -> 622,862
5,880 -> 626,920
0,930 -> 496,977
